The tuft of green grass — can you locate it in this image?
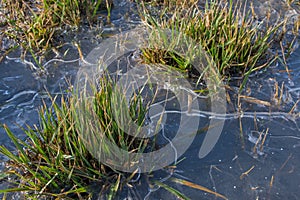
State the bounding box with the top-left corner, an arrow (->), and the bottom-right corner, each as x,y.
0,74 -> 149,199
0,67 -> 222,199
2,0 -> 112,52
138,0 -> 291,89
0,72 -> 196,199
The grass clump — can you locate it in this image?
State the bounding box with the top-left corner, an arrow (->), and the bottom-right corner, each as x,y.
139,0 -> 289,86
0,71 -> 228,199
2,0 -> 112,51
0,75 -> 149,199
